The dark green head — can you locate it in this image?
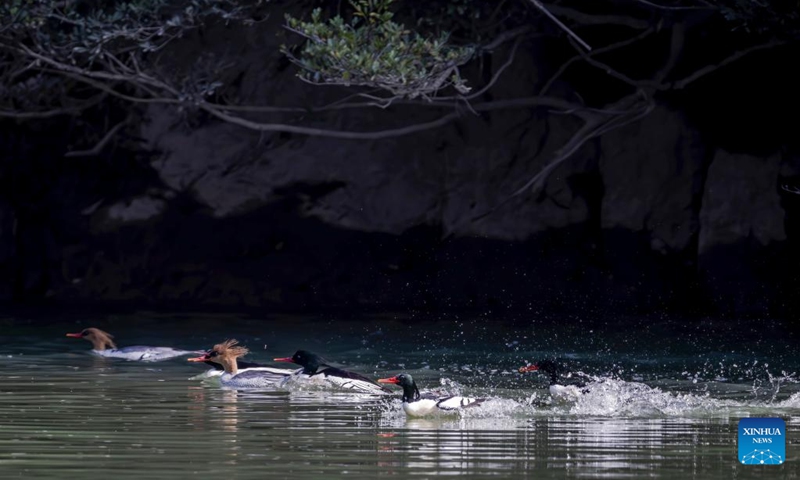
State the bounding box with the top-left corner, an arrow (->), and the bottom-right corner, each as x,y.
378,373 -> 420,402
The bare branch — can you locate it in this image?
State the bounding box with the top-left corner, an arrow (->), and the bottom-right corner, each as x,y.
198,96 -> 590,140
781,184 -> 800,195
18,44 -> 179,96
479,26 -> 531,52
545,4 -> 650,29
64,117 -> 129,157
540,27 -> 656,95
567,37 -> 665,90
437,37 -> 522,102
528,0 -> 592,51
0,93 -> 106,119
0,107 -> 81,119
653,23 -> 685,83
510,93 -> 654,196
468,91 -> 655,225
632,0 -> 716,11
48,70 -> 182,106
673,41 -> 784,89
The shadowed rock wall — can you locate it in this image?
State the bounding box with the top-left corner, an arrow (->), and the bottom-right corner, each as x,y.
1,8 -> 798,318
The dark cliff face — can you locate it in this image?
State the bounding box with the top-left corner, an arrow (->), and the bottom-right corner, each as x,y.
1,9 -> 798,318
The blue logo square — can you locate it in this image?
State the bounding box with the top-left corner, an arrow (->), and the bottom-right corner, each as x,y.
738,417 -> 785,465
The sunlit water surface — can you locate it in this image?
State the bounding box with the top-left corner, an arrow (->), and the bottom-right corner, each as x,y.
1,312 -> 798,478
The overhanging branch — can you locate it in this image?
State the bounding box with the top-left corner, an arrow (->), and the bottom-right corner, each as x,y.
64,117 -> 129,157
528,0 -> 592,51
672,41 -> 784,89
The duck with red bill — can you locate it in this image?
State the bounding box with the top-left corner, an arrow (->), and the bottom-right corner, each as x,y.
273,349 -> 391,395
377,373 -> 486,417
66,327 -> 203,362
188,339 -> 296,388
518,359 -> 590,399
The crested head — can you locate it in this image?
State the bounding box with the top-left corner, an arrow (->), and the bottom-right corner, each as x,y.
213,339 -> 249,359
66,327 -> 116,350
190,339 -> 249,374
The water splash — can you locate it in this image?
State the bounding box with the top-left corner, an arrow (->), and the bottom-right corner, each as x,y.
567,378 -> 743,417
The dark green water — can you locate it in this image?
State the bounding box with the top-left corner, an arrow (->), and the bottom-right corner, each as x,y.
1,312 -> 798,478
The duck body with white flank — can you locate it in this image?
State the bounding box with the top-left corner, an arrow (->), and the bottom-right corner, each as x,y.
274,350 -> 392,395
189,356 -> 283,380
192,357 -> 274,378
66,327 -> 199,362
378,373 -> 486,417
519,359 -> 590,401
189,340 -> 296,389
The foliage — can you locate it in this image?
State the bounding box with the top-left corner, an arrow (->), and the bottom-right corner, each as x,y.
283,0 -> 474,99
715,0 -> 800,37
1,0 -> 259,56
0,0 -> 262,111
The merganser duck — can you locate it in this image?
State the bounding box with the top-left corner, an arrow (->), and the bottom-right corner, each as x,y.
189,351 -> 274,379
377,373 -> 486,417
187,339 -> 295,389
519,359 -> 589,400
66,327 -> 199,362
273,350 -> 392,395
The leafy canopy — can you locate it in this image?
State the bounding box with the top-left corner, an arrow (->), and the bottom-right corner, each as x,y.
283,0 -> 474,99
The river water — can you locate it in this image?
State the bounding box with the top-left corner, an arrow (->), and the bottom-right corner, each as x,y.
1,312 -> 798,478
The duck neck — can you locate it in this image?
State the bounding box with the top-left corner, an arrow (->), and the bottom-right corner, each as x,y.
302,359 -> 321,375
220,357 -> 238,375
402,382 -> 420,403
88,335 -> 116,351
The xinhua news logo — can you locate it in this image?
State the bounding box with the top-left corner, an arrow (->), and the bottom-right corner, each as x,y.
738,417 -> 785,465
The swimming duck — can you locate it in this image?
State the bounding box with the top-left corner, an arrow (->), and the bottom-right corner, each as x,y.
66,327 -> 199,362
377,373 -> 486,417
188,339 -> 295,389
519,359 -> 589,400
273,349 -> 391,395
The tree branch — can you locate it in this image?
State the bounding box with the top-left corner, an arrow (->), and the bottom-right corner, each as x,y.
528,0 -> 592,51
631,0 -> 716,11
437,37 -> 522,102
199,96 -> 591,140
653,23 -> 685,83
64,117 -> 129,157
468,91 -> 655,225
545,4 -> 650,29
781,183 -> 800,195
0,93 -> 106,119
479,25 -> 531,52
672,41 -> 784,89
540,27 -> 656,95
567,37 -> 665,90
511,93 -> 653,196
18,44 -> 179,96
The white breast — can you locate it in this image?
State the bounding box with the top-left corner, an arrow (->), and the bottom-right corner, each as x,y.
403,399 -> 440,417
402,395 -> 484,417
